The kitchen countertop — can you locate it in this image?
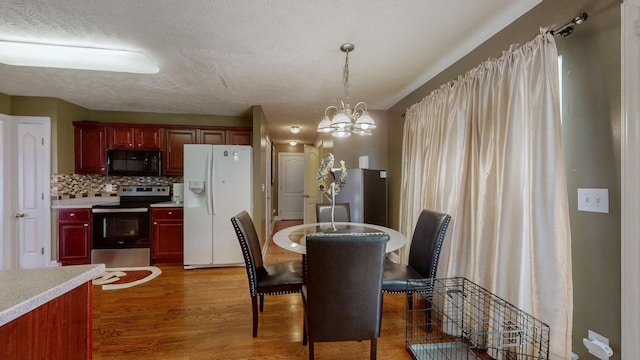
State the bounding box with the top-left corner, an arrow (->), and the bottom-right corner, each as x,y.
150,201 -> 183,208
52,197 -> 183,209
0,264 -> 105,327
51,196 -> 119,209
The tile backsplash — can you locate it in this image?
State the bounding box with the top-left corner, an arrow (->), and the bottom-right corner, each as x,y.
52,174 -> 183,199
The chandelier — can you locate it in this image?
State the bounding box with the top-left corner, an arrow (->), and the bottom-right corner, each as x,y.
317,43 -> 375,138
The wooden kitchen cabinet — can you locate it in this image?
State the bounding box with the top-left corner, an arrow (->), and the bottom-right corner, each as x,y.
163,129 -> 197,175
74,123 -> 107,174
228,129 -> 252,145
107,126 -> 162,150
151,207 -> 183,263
199,129 -> 225,144
74,121 -> 251,175
57,208 -> 92,265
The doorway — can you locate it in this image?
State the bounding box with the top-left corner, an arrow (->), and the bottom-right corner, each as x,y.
0,114 -> 51,269
278,152 -> 304,220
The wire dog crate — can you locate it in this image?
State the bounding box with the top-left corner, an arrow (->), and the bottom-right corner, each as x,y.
406,277 -> 550,360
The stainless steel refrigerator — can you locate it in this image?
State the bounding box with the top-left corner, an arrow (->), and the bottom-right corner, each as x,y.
335,168 -> 388,226
183,144 -> 252,269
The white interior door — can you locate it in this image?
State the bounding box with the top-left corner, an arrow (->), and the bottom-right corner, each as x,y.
303,145 -> 319,224
278,152 -> 304,220
0,115 -> 51,269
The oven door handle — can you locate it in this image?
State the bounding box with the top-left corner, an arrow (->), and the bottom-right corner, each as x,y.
92,208 -> 149,213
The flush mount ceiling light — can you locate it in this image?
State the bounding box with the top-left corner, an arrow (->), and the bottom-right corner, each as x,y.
289,140 -> 298,146
317,43 -> 375,138
0,40 -> 159,74
290,126 -> 301,134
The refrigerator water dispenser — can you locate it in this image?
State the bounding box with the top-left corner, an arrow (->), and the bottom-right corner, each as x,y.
187,181 -> 206,207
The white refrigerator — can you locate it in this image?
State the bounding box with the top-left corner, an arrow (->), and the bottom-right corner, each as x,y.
183,144 -> 252,269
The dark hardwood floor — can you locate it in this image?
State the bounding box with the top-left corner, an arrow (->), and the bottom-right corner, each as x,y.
92,220 -> 412,359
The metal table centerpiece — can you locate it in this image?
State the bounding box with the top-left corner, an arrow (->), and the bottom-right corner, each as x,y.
316,153 -> 347,228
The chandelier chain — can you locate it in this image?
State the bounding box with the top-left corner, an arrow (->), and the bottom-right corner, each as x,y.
342,50 -> 350,103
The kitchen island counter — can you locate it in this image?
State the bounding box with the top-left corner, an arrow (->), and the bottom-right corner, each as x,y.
0,264 -> 104,326
0,264 -> 104,359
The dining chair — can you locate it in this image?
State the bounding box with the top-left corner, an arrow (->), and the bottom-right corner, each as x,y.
302,231 -> 388,360
382,209 -> 450,301
315,202 -> 351,222
381,209 -> 450,332
230,211 -> 304,337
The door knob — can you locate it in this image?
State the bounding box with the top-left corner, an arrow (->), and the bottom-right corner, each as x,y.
14,212 -> 25,218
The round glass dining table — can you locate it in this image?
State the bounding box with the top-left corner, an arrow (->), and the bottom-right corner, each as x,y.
273,222 -> 407,254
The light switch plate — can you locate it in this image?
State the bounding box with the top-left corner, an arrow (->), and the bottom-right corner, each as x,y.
577,188 -> 609,213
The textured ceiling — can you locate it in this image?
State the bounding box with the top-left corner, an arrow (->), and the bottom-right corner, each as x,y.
0,0 -> 541,144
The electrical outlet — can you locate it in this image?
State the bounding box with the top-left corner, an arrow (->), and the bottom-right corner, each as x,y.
577,188 -> 609,213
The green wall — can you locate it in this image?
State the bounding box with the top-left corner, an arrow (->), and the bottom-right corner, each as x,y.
0,92 -> 10,113
387,0 -> 622,357
10,96 -> 89,174
330,109 -> 388,171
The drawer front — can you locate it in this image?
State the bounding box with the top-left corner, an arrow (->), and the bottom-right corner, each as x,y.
57,208 -> 91,221
152,208 -> 183,220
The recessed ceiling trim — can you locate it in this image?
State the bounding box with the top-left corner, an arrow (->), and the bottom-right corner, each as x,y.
0,41 -> 159,74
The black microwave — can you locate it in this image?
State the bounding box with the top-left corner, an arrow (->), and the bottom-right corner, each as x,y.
106,150 -> 162,176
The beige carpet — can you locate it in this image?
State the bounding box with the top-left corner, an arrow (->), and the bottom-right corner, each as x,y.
93,266 -> 162,290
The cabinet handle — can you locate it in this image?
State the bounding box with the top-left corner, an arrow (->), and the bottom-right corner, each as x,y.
70,213 -> 75,217
168,211 -> 172,215
154,221 -> 158,225
83,224 -> 88,227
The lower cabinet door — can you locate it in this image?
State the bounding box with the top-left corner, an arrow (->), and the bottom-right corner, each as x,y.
58,221 -> 91,265
151,208 -> 184,263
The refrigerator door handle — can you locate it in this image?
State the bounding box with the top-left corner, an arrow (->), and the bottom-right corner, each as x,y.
206,150 -> 213,215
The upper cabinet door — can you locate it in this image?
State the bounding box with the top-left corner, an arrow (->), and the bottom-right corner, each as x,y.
107,127 -> 135,149
164,129 -> 197,175
108,126 -> 161,150
75,125 -> 107,174
228,129 -> 252,145
135,127 -> 162,150
199,129 -> 225,145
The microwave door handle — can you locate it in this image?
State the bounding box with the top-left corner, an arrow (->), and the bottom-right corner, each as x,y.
206,150 -> 213,215
103,218 -> 107,239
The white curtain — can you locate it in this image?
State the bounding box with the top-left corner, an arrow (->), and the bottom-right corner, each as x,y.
400,30 -> 572,359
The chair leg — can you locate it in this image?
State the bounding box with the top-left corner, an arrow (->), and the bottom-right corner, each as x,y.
308,340 -> 314,360
302,316 -> 307,345
426,299 -> 432,333
259,294 -> 265,312
251,296 -> 258,337
370,338 -> 377,360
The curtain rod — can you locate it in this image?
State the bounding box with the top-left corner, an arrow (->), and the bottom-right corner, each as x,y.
399,12 -> 589,119
550,12 -> 588,37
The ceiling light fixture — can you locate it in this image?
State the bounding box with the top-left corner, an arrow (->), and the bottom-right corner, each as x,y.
290,126 -> 300,134
0,41 -> 159,74
289,140 -> 298,146
317,43 -> 375,138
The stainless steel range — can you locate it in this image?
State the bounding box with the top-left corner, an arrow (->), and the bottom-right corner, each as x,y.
91,185 -> 170,267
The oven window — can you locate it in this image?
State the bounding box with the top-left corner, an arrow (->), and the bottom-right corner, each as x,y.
92,211 -> 150,249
